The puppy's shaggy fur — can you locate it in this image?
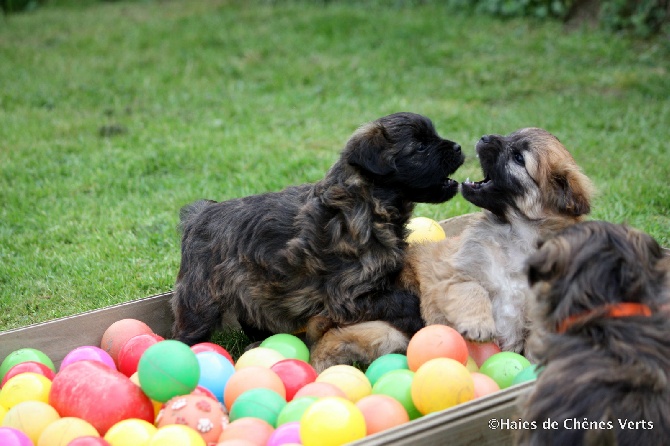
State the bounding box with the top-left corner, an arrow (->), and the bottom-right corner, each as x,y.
310,128 -> 593,370
171,112 -> 464,346
517,221 -> 670,446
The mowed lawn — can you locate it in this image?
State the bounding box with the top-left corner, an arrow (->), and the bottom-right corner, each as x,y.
0,0 -> 668,332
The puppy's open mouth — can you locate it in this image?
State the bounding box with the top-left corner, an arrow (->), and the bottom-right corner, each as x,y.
462,175 -> 491,190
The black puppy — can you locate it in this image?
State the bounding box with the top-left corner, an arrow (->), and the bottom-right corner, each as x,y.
171,112 -> 464,346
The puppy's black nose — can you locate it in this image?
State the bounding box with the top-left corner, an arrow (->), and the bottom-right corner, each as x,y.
453,143 -> 461,153
480,135 -> 491,143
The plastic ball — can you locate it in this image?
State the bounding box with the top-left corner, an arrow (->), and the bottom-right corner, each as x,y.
292,382 -> 346,400
315,365 -> 371,402
266,421 -> 300,446
137,340 -> 200,403
465,341 -> 502,368
49,360 -> 154,435
260,334 -> 309,363
234,348 -> 285,370
195,351 -> 236,404
0,403 -> 7,422
355,394 -> 409,435
270,359 -> 317,402
406,217 -> 446,244
117,333 -> 164,377
0,373 -> 52,409
157,394 -> 227,444
371,369 -> 421,420
0,349 -> 55,384
511,364 -> 540,385
479,352 -> 531,389
37,417 -> 99,446
2,401 -> 60,444
217,418 -> 274,446
2,362 -> 56,388
67,437 -> 111,446
471,372 -> 501,398
60,346 -> 115,372
0,427 -> 33,446
148,425 -> 205,446
190,343 -> 233,365
100,319 -> 154,367
228,388 -> 286,427
465,356 -> 479,372
299,397 -> 366,446
411,357 -> 474,415
223,365 -> 286,411
407,324 -> 468,371
103,419 -> 157,446
275,396 -> 317,426
364,353 -> 409,386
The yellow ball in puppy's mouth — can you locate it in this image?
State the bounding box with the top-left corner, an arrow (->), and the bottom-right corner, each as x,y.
406,217 -> 446,245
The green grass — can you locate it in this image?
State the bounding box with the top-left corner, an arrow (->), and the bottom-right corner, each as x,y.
1,0 -> 668,332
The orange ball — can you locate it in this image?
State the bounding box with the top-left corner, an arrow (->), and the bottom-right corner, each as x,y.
100,319 -> 154,366
217,418 -> 274,446
223,366 -> 286,411
157,394 -> 228,444
355,394 -> 409,435
292,382 -> 346,400
471,372 -> 501,398
406,324 -> 468,371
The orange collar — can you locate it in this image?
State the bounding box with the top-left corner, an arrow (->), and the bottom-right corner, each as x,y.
557,302 -> 652,334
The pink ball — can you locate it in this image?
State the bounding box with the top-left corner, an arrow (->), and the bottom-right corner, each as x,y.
100,319 -> 154,366
60,346 -> 116,372
67,437 -> 112,446
472,372 -> 501,398
1,361 -> 56,387
50,360 -> 154,435
292,382 -> 346,400
191,342 -> 234,365
0,427 -> 33,446
117,333 -> 164,377
270,359 -> 318,402
266,421 -> 301,446
356,394 -> 409,435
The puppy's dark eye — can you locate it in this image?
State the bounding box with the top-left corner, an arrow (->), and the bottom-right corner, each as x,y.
416,144 -> 429,152
513,151 -> 525,166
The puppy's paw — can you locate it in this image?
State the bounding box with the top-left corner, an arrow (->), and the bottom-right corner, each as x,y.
454,315 -> 496,343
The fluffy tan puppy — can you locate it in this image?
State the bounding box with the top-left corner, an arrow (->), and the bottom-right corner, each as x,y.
309,128 -> 594,371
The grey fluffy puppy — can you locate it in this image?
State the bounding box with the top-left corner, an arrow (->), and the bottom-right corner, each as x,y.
171,112 -> 464,346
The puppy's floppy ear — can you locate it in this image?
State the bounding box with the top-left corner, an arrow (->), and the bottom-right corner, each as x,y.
346,123 -> 397,176
549,167 -> 593,217
527,237 -> 569,286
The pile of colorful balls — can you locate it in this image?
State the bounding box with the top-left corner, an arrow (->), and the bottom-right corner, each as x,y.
0,320 -> 537,446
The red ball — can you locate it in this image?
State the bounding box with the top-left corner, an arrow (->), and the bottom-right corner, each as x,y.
50,360 -> 154,435
406,325 -> 468,371
117,333 -> 164,377
100,319 -> 154,366
465,341 -> 502,368
190,342 -> 234,365
1,361 -> 56,387
270,359 -> 318,402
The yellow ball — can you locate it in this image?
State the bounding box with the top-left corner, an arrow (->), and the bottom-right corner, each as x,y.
0,372 -> 52,409
465,356 -> 479,372
235,347 -> 285,370
316,365 -> 372,402
2,401 -> 61,444
300,397 -> 366,446
37,417 -> 99,446
104,418 -> 157,446
0,403 -> 7,423
406,217 -> 446,244
411,357 -> 474,415
148,425 -> 206,446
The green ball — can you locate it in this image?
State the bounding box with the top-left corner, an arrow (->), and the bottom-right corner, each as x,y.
512,364 -> 542,385
276,396 -> 318,426
260,333 -> 310,363
479,352 -> 531,389
0,348 -> 55,383
137,340 -> 200,402
371,369 -> 421,420
365,353 -> 409,386
229,387 -> 287,427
